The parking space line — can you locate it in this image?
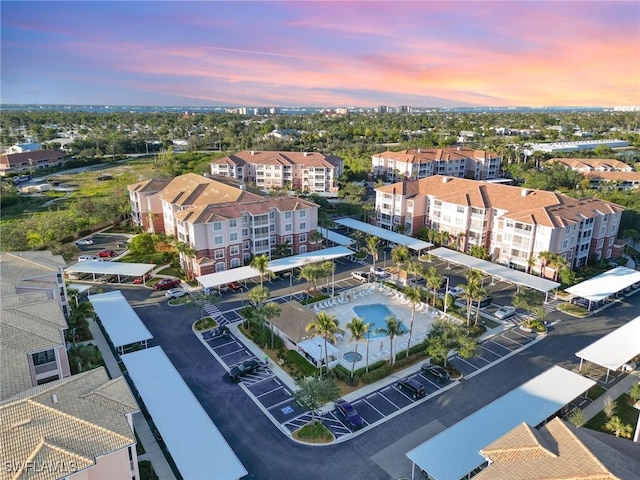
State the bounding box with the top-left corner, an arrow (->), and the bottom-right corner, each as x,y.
389,385 -> 413,402
255,385 -> 286,399
509,329 -> 534,342
362,398 -> 386,417
266,396 -> 296,411
498,334 -> 524,347
480,343 -> 505,357
417,373 -> 442,389
242,374 -> 275,386
210,339 -> 240,349
453,356 -> 481,369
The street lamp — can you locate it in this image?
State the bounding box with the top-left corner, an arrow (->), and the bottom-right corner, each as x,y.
443,276 -> 450,314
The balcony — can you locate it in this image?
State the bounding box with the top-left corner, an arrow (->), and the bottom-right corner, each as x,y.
34,360 -> 58,376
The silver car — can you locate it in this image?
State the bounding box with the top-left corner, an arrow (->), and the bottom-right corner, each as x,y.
165,288 -> 188,299
495,306 -> 516,319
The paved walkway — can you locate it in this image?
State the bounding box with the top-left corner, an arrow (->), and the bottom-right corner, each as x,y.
582,369 -> 640,421
88,319 -> 177,480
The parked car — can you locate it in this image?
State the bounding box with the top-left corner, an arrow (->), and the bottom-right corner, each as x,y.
621,361 -> 637,372
133,274 -> 151,284
397,378 -> 426,399
370,266 -> 390,278
351,271 -> 368,282
471,295 -> 493,309
448,286 -> 465,297
421,364 -> 450,383
97,249 -> 116,258
165,288 -> 188,299
495,305 -> 517,320
335,399 -> 364,429
227,282 -> 244,292
153,278 -> 182,291
75,238 -> 94,246
78,255 -> 99,262
228,359 -> 262,381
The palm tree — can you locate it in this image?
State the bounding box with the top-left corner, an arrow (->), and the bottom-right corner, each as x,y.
465,268 -> 484,287
376,315 -> 404,366
605,416 -> 633,438
345,317 -> 369,379
537,251 -> 554,278
460,282 -> 482,327
366,236 -> 381,273
405,260 -> 423,286
250,254 -> 272,287
248,285 -> 269,307
305,312 -> 343,377
175,241 -> 197,280
403,286 -> 422,358
391,244 -> 409,282
272,241 -> 293,259
261,302 -> 282,350
425,266 -> 442,306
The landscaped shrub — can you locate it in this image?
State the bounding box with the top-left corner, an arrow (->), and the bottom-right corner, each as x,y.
361,365 -> 392,384
138,460 -> 158,480
244,324 -> 285,350
285,350 -> 319,377
354,359 -> 387,377
332,364 -> 351,381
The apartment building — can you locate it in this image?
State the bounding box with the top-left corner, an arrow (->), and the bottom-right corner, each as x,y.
1,251 -> 72,400
0,149 -> 67,177
210,150 -> 344,194
375,176 -> 624,272
371,147 -> 502,182
547,157 -> 634,172
1,368 -> 140,480
585,171 -> 640,190
128,173 -> 320,276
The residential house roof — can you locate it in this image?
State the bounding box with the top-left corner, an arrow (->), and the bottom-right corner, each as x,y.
475,417 -> 640,479
157,173 -> 244,207
585,171 -> 640,182
270,301 -> 318,344
213,150 -> 343,169
1,368 -> 139,480
548,157 -> 633,172
0,150 -> 66,167
373,147 -> 498,164
127,177 -> 172,194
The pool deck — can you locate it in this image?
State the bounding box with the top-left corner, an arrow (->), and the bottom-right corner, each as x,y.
309,284 -> 442,371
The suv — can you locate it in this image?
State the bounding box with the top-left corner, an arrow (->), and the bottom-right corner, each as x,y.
228,359 -> 262,381
153,278 -> 182,291
370,266 -> 390,278
421,364 -> 450,383
397,378 -> 426,399
351,271 -> 368,282
472,295 -> 493,309
165,288 -> 188,299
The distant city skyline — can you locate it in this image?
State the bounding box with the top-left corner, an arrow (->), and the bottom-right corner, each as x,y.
2,1 -> 639,108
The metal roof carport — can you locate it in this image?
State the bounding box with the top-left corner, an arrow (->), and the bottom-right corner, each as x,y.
122,347 -> 247,480
406,366 -> 595,480
196,246 -> 354,290
316,227 -> 355,247
88,290 -> 152,354
565,266 -> 640,310
428,247 -> 560,301
334,218 -> 433,252
65,261 -> 155,283
576,315 -> 640,382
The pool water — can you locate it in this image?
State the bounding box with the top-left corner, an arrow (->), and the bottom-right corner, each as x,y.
343,351 -> 363,362
352,303 -> 409,339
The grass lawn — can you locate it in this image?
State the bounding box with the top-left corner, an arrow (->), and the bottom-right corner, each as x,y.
586,384 -> 607,401
119,252 -> 167,265
558,303 -> 590,317
292,420 -> 334,444
194,317 -> 217,331
157,266 -> 182,277
584,393 -> 639,435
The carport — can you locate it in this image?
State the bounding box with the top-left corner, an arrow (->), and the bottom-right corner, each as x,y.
196,246 -> 354,291
428,247 -> 560,302
88,290 -> 152,354
334,218 -> 433,254
122,347 -> 248,480
576,315 -> 640,383
565,266 -> 640,311
406,366 -> 595,480
65,261 -> 155,284
316,227 -> 356,247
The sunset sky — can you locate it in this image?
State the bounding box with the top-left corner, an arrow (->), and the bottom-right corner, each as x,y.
2,1 -> 639,107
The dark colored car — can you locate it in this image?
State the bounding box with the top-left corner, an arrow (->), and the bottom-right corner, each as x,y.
227,282 -> 244,292
397,378 -> 426,399
335,399 -> 364,429
228,359 -> 262,381
97,249 -> 116,258
153,278 -> 182,291
421,364 -> 450,383
471,295 -> 493,309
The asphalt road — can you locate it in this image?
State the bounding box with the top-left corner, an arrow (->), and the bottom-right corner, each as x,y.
117,267 -> 640,480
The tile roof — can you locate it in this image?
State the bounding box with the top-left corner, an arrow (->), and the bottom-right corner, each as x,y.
213,150 -> 343,169
475,417 -> 640,480
585,171 -> 640,182
373,147 -> 498,164
376,176 -> 624,228
158,173 -> 243,207
1,368 -> 138,480
549,157 -> 632,171
127,177 -> 172,194
0,150 -> 66,167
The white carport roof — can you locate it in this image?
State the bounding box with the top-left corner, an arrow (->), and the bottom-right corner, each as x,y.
317,227 -> 355,246
122,347 -> 247,480
65,261 -> 155,277
88,290 -> 152,348
565,266 -> 640,302
197,246 -> 354,289
575,315 -> 640,371
334,218 -> 433,251
406,366 -> 595,480
429,247 -> 560,293
298,336 -> 339,363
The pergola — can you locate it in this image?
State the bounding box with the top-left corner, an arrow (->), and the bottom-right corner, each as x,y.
428,247 -> 560,301
575,315 -> 640,382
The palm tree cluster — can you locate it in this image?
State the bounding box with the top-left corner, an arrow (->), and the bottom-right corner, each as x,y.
298,261 -> 334,294
66,295 -> 94,345
460,269 -> 488,327
305,312 -> 344,377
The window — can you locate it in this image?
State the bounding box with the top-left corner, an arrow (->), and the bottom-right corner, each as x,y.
242,228 -> 249,237
285,224 -> 292,232
229,219 -> 237,228
300,210 -> 306,218
562,239 -> 568,249
269,211 -> 275,219
299,245 -> 307,253
215,262 -> 226,272
213,222 -> 222,231
230,258 -> 241,268
230,245 -> 240,256
300,222 -> 306,230
456,206 -> 464,214
300,234 -> 307,243
243,241 -> 250,250
32,349 -> 56,366
230,232 -> 238,242
608,237 -> 614,246
285,235 -> 293,243
214,236 -> 223,245
285,211 -> 292,219
214,249 -> 225,259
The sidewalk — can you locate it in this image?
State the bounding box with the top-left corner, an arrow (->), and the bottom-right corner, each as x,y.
88,320 -> 177,480
582,369 -> 640,421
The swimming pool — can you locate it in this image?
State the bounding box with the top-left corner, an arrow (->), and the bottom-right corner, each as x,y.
352,303 -> 408,339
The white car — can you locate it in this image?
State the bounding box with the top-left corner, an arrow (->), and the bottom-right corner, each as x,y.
165,288 -> 188,299
448,286 -> 465,297
495,305 -> 517,320
370,266 -> 390,278
351,271 -> 368,282
75,238 -> 94,246
621,362 -> 637,372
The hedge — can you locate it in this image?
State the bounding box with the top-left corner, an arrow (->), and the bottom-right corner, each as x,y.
285,350 -> 319,377
333,364 -> 351,381
354,359 -> 387,378
361,365 -> 392,384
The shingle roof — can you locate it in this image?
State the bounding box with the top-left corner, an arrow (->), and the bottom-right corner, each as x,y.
1,368 -> 138,480
376,176 -> 624,228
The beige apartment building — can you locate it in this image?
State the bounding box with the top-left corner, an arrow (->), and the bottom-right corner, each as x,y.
375,176 -> 624,272
1,368 -> 140,480
129,173 -> 320,276
547,157 -> 634,172
372,147 -> 502,181
210,150 -> 344,193
1,251 -> 72,400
